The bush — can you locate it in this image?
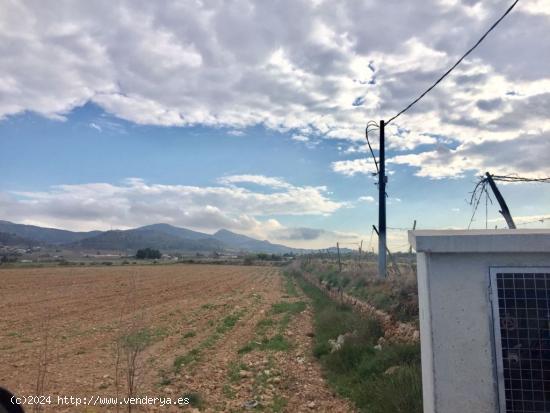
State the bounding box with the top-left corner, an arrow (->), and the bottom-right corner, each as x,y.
136,248 -> 161,259
292,269 -> 422,413
361,363 -> 423,413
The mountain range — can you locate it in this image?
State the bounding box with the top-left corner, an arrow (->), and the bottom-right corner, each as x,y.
0,220 -> 302,254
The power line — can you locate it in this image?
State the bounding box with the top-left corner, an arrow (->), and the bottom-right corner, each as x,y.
516,216 -> 550,226
468,179 -> 487,229
490,174 -> 550,183
386,0 -> 520,125
365,121 -> 380,174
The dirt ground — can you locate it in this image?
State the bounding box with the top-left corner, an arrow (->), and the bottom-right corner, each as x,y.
0,264 -> 354,412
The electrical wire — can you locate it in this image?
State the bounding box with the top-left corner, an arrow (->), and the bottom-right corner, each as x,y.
468,179 -> 487,229
516,216 -> 550,226
491,174 -> 550,183
365,121 -> 380,174
367,227 -> 374,251
386,0 -> 520,125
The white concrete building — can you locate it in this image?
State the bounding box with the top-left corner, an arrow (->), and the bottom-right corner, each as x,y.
409,229 -> 550,413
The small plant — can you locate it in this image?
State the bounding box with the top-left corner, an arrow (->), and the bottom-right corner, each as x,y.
227,361 -> 247,383
262,334 -> 291,352
222,384 -> 235,399
182,392 -> 204,409
158,373 -> 172,386
237,342 -> 256,354
292,267 -> 422,413
256,318 -> 275,335
173,348 -> 200,372
271,395 -> 288,412
239,334 -> 291,353
271,301 -> 306,315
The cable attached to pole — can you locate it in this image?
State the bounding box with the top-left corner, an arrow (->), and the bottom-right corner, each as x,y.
386,0 -> 520,125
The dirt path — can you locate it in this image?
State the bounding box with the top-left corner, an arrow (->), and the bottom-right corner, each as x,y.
0,264 -> 354,412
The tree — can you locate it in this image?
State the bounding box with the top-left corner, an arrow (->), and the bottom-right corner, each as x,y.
135,248 -> 161,259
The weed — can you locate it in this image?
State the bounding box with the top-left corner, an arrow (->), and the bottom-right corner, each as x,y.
239,334 -> 291,353
227,361 -> 247,383
183,331 -> 196,339
216,313 -> 240,334
158,370 -> 172,386
262,334 -> 291,352
292,269 -> 422,413
182,392 -> 204,409
255,318 -> 275,335
270,301 -> 306,315
222,384 -> 235,399
271,395 -> 288,412
173,348 -> 200,372
283,274 -> 299,297
237,342 -> 256,354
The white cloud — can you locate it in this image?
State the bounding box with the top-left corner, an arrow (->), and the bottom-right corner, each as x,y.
358,195 -> 375,203
0,177 -> 344,237
0,177 -> 418,250
1,1 -> 550,178
331,158 -> 377,176
217,174 -> 291,189
89,122 -> 102,132
291,134 -> 309,142
389,131 -> 550,179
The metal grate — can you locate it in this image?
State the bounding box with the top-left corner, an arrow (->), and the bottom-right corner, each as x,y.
491,269 -> 550,413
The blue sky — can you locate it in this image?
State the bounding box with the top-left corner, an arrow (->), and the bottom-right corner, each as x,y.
1,1 -> 549,250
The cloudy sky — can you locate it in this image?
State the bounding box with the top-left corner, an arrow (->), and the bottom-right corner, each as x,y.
1,0 -> 549,250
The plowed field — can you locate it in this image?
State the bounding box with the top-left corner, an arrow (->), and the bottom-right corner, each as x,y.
0,264 -> 353,412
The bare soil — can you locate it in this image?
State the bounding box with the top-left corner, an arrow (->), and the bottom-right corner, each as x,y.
0,264 -> 353,412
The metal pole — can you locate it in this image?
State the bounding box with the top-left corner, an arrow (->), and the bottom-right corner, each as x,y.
336,242 -> 342,272
373,225 -> 401,277
378,120 -> 387,278
485,172 -> 516,229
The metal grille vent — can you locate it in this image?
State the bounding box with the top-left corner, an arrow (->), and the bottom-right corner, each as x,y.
491,269 -> 550,413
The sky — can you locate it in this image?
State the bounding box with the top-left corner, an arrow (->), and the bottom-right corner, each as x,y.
1,0 -> 550,251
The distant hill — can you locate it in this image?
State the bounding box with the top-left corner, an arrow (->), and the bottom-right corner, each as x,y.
138,223 -> 211,240
0,220 -> 306,254
0,220 -> 101,245
70,227 -> 224,252
213,229 -> 295,254
0,231 -> 41,247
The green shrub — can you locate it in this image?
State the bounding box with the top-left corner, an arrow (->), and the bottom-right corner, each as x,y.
291,268 -> 422,413
361,364 -> 423,413
136,248 -> 161,259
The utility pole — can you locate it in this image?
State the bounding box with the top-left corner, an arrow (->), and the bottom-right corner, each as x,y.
358,239 -> 363,268
485,172 -> 516,229
378,120 -> 387,278
373,225 -> 401,277
336,242 -> 342,272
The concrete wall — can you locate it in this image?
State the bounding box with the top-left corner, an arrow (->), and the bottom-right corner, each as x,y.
410,230 -> 550,413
